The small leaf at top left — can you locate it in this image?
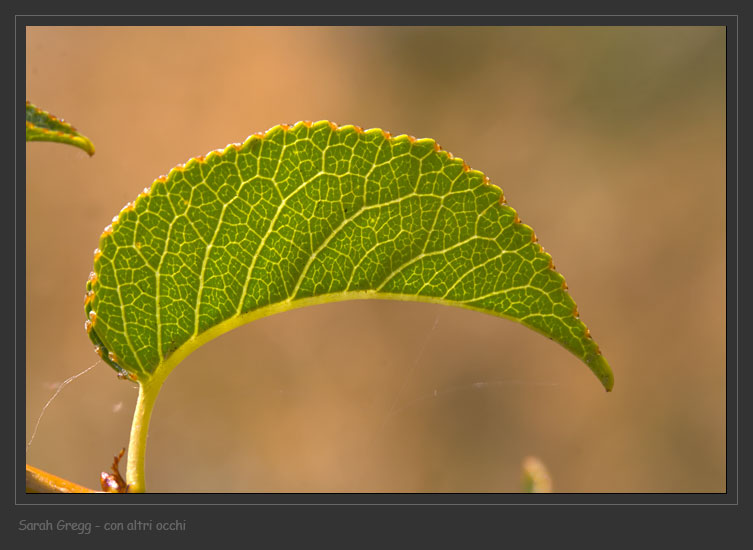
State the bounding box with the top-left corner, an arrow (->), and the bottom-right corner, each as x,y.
25,101 -> 95,156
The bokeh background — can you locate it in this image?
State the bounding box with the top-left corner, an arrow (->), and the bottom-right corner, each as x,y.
25,26 -> 726,493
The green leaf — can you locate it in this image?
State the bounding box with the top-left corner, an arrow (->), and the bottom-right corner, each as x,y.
85,121 -> 613,391
26,101 -> 95,155
521,456 -> 553,493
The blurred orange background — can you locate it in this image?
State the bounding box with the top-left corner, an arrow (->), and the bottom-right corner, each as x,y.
25,26 -> 726,493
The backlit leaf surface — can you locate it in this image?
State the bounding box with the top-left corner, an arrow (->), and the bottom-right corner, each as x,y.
85,121 -> 612,390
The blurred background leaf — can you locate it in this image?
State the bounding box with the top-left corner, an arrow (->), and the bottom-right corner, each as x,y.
522,456 -> 552,493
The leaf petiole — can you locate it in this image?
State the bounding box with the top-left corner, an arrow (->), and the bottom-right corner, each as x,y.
125,379 -> 164,493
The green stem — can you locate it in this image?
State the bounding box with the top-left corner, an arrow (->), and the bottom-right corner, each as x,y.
126,379 -> 163,493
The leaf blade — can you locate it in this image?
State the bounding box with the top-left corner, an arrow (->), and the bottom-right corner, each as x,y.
85,121 -> 612,391
26,101 -> 95,155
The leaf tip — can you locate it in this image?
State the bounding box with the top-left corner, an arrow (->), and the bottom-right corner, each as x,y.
79,137 -> 96,156
584,350 -> 613,391
601,366 -> 614,392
